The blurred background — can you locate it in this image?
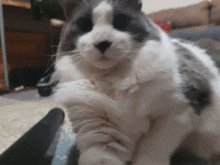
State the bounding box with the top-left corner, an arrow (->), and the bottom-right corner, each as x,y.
1,1 -> 220,164
143,0 -> 211,13
0,0 -> 219,94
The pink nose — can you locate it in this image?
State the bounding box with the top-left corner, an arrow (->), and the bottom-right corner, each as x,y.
95,41 -> 112,53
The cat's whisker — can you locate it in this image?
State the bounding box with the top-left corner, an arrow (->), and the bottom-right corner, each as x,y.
71,54 -> 81,58
115,0 -> 124,8
126,50 -> 139,54
74,58 -> 84,66
51,61 -> 58,66
132,33 -> 142,38
72,56 -> 82,62
44,54 -> 56,57
69,52 -> 81,56
71,49 -> 81,53
60,49 -> 80,54
59,51 -> 80,56
51,53 -> 82,66
43,54 -> 57,66
43,64 -> 56,74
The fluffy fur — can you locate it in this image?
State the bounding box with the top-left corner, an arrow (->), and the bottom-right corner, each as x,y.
53,0 -> 220,164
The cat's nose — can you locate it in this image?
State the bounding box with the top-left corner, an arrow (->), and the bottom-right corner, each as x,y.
95,41 -> 112,53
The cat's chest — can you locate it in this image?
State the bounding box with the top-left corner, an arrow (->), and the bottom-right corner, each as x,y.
112,80 -> 188,141
118,110 -> 150,142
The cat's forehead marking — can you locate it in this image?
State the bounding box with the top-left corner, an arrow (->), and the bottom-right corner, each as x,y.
93,1 -> 113,25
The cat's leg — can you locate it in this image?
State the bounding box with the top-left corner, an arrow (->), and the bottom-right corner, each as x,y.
196,107 -> 220,159
170,131 -> 210,165
68,104 -> 135,165
194,81 -> 220,158
54,81 -> 135,165
132,110 -> 195,165
65,144 -> 80,165
170,146 -> 208,165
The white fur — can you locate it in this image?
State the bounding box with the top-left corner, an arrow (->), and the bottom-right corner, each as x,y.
76,1 -> 136,70
170,39 -> 220,159
172,39 -> 220,77
54,1 -> 220,165
93,1 -> 113,25
55,55 -> 85,83
55,30 -> 192,165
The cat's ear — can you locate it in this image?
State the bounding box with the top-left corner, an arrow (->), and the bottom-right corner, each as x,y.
126,0 -> 142,10
58,0 -> 81,19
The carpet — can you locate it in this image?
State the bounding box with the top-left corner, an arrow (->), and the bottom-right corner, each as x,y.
0,89 -> 74,160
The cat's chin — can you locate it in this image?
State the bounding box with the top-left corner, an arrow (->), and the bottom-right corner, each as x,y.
89,57 -> 120,70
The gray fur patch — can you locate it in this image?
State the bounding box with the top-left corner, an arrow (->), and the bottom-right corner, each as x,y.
58,0 -> 160,54
65,144 -> 80,165
196,39 -> 220,70
112,0 -> 160,42
175,42 -> 213,115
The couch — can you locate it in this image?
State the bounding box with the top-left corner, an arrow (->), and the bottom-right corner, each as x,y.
49,0 -> 220,42
148,0 -> 220,32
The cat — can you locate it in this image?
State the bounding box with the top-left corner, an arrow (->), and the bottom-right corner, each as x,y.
53,0 -> 220,164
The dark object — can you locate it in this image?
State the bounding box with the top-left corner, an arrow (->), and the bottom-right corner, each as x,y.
170,148 -> 208,165
0,108 -> 65,165
9,67 -> 48,87
38,85 -> 53,97
170,26 -> 220,42
0,89 -> 10,95
37,65 -> 59,97
170,30 -> 201,41
30,0 -> 65,20
66,144 -> 80,165
32,5 -> 42,20
65,144 -> 210,165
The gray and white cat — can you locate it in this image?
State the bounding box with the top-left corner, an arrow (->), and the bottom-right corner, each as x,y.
53,0 -> 220,164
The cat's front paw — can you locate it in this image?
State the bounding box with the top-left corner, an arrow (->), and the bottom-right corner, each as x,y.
80,156 -> 124,165
54,79 -> 95,105
79,146 -> 125,165
59,79 -> 95,91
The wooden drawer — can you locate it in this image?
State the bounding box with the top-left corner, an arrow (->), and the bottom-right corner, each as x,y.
0,31 -> 51,80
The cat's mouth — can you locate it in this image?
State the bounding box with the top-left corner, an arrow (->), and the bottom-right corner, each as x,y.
89,55 -> 120,69
98,56 -> 112,62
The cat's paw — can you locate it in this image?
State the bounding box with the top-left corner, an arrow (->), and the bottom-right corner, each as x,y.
54,79 -> 95,105
73,79 -> 95,89
116,74 -> 137,91
80,156 -> 124,165
54,79 -> 117,110
115,75 -> 140,98
56,79 -> 95,94
61,79 -> 95,90
79,146 -> 125,165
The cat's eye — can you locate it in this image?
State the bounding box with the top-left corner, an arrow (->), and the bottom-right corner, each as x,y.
76,15 -> 93,32
113,14 -> 131,31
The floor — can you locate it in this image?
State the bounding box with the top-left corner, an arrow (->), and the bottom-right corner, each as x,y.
0,89 -> 71,155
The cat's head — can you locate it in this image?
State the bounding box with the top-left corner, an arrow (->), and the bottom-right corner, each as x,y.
56,0 -> 160,81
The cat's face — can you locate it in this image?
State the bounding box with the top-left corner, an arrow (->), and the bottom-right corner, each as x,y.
57,0 -> 160,78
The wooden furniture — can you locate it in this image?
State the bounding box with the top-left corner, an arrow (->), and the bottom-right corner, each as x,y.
0,2 -> 52,90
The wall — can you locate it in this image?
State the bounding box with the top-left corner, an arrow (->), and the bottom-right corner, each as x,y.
142,0 -> 211,13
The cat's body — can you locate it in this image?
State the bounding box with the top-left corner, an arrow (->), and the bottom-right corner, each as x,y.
54,0 -> 220,164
